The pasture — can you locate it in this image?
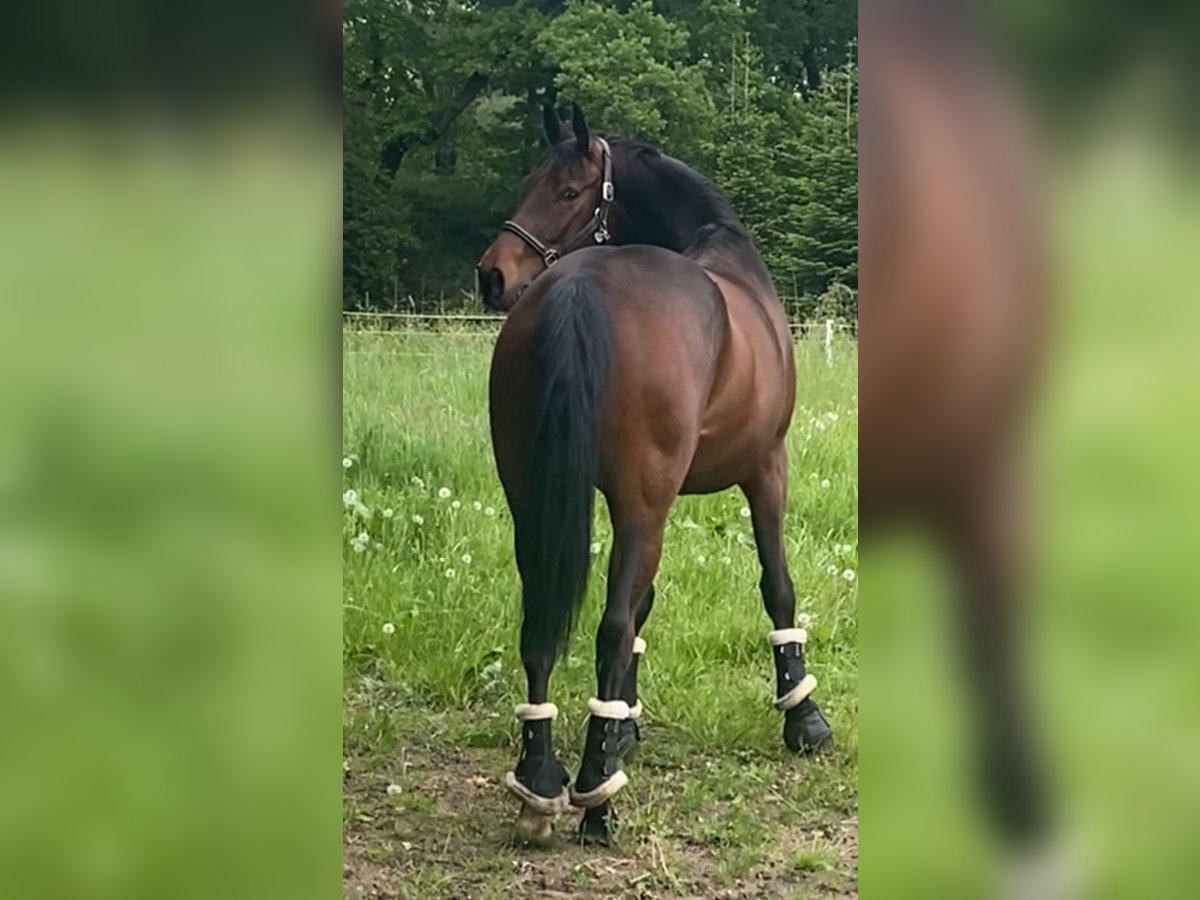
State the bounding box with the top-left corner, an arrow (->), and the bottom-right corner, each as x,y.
342,325 -> 858,899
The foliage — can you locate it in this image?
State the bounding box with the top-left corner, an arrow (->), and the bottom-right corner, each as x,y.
342,0 -> 857,318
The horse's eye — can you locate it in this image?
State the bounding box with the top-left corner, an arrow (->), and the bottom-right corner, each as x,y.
561,188 -> 580,201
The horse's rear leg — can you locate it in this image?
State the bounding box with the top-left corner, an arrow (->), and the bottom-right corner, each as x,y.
743,444 -> 833,752
505,592 -> 571,843
572,512 -> 666,843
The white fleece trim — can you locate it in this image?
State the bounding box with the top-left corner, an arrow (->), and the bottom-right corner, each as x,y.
632,636 -> 647,655
569,770 -> 629,809
774,673 -> 818,710
504,772 -> 570,815
587,697 -> 631,720
514,702 -> 559,722
629,700 -> 643,720
768,627 -> 808,646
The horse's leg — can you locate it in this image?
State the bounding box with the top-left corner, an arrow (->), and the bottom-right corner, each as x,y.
504,528 -> 572,843
743,443 -> 833,752
938,459 -> 1049,847
572,513 -> 666,843
618,582 -> 656,757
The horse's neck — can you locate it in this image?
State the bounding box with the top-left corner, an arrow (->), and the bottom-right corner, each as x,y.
618,155 -> 775,296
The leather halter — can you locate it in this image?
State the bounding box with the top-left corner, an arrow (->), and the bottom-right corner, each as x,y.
501,137 -> 614,269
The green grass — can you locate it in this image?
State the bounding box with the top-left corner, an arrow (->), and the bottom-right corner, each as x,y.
342,326 -> 858,898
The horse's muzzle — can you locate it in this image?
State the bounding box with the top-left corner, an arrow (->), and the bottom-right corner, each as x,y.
477,265 -> 506,310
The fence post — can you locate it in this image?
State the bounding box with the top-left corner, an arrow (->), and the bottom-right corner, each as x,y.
825,319 -> 834,367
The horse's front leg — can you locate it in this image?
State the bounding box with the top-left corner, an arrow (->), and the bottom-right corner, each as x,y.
572,518 -> 664,844
744,444 -> 834,752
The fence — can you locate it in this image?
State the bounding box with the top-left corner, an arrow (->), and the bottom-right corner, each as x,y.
343,310 -> 856,365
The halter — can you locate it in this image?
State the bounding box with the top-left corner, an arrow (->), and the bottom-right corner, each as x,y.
501,137 -> 614,269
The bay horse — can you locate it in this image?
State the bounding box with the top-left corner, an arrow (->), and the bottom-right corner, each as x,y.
476,104 -> 833,843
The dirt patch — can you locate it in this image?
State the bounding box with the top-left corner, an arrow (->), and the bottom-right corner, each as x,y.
343,738 -> 857,899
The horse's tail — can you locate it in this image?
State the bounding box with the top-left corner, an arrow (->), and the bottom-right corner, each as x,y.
517,273 -> 612,661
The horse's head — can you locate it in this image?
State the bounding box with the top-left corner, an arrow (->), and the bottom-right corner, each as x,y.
477,104 -> 615,311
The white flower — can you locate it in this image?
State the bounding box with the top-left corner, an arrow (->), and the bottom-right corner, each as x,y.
589,542 -> 601,555
386,783 -> 403,796
739,506 -> 751,519
342,457 -> 353,469
826,563 -> 839,575
461,553 -> 472,564
410,475 -> 425,487
445,568 -> 457,579
342,489 -> 358,506
411,514 -> 424,525
820,478 -> 832,490
485,506 -> 496,517
842,569 -> 856,582
438,487 -> 452,499
473,501 -> 483,511
382,622 -> 396,635
451,500 -> 461,510
382,508 -> 394,519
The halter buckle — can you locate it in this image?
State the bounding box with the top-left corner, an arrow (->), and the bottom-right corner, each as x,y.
602,181 -> 614,202
543,248 -> 559,266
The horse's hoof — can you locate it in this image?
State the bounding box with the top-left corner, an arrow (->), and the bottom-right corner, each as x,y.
514,803 -> 556,845
784,703 -> 833,754
577,805 -> 614,846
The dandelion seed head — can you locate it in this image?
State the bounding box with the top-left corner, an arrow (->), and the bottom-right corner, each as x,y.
842,569 -> 856,582
485,506 -> 496,517
589,542 -> 601,556
411,514 -> 424,525
382,508 -> 394,519
382,622 -> 396,635
342,457 -> 353,469
438,487 -> 452,499
820,478 -> 832,490
386,783 -> 403,796
461,553 -> 472,564
739,506 -> 751,519
451,500 -> 461,510
473,501 -> 483,511
445,568 -> 457,579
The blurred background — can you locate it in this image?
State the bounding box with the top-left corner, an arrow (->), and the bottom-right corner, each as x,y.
861,1 -> 1200,897
0,3 -> 339,900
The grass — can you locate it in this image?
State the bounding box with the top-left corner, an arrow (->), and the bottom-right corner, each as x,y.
342,325 -> 858,898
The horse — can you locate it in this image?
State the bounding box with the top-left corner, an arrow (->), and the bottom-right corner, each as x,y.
476,104 -> 834,844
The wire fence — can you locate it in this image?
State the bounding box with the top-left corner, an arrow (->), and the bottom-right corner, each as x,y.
342,310 -> 857,337
344,310 -> 856,365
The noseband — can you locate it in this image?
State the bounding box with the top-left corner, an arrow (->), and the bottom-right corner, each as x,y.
501,137 -> 614,269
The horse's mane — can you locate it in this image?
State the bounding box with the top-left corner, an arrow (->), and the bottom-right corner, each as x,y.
610,138 -> 775,294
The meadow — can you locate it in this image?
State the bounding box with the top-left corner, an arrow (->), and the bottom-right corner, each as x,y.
343,325 -> 858,899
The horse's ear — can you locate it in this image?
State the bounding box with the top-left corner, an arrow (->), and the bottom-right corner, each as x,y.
572,103 -> 590,154
543,105 -> 564,145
